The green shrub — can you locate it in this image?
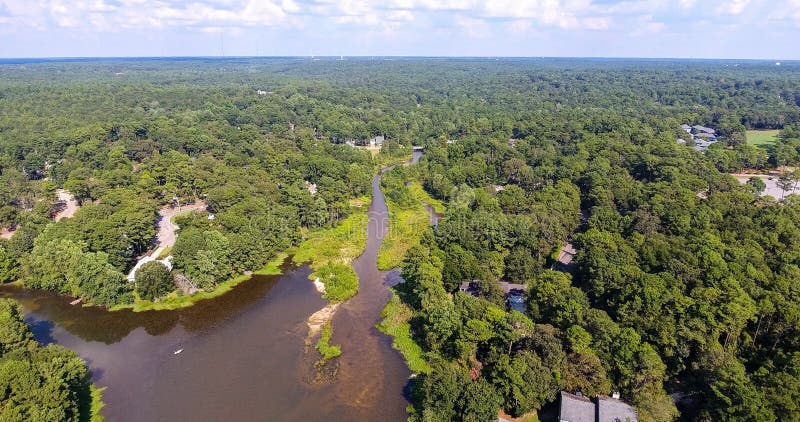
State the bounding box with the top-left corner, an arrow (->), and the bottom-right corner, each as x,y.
316,321 -> 341,361
314,262 -> 359,302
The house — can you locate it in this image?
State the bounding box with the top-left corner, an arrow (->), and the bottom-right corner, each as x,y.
498,281 -> 527,295
679,124 -> 720,152
369,135 -> 385,147
598,396 -> 638,422
692,125 -> 716,135
560,392 -> 596,422
693,139 -> 718,151
500,282 -> 528,312
458,281 -> 480,297
559,391 -> 638,422
507,295 -> 526,313
555,242 -> 577,271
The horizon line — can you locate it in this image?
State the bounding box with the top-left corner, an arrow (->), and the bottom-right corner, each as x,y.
0,55 -> 795,63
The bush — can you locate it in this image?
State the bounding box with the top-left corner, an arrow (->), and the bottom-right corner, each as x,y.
314,262 -> 359,302
315,321 -> 341,361
134,261 -> 174,301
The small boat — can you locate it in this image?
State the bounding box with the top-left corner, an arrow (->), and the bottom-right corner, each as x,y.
173,349 -> 183,355
70,298 -> 82,306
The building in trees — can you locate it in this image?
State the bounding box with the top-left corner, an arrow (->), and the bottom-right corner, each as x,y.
558,391 -> 638,422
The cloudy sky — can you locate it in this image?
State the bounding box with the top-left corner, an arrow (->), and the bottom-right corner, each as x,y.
0,0 -> 797,59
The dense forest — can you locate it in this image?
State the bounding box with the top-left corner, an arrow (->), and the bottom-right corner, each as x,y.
0,298 -> 98,421
1,58 -> 800,421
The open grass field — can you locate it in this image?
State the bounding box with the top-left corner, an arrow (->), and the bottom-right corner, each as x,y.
747,130 -> 780,147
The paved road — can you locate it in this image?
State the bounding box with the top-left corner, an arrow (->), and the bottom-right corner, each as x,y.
54,189 -> 79,221
732,174 -> 800,199
157,201 -> 207,248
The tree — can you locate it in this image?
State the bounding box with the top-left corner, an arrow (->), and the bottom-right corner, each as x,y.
562,351 -> 611,398
22,238 -> 132,306
0,299 -> 93,422
746,177 -> 766,196
487,352 -> 560,417
0,246 -> 17,284
134,261 -> 174,301
456,377 -> 503,422
777,173 -> 796,200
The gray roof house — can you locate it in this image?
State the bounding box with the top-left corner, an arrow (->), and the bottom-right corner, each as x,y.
559,392 -> 638,422
692,125 -> 716,135
560,392 -> 596,422
598,396 -> 638,422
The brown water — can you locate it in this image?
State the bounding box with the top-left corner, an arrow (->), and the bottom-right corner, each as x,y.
0,159 -> 417,421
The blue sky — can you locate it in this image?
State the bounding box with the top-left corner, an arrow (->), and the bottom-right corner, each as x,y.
0,0 -> 798,59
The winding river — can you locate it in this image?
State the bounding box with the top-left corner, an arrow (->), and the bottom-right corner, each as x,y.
0,150 -> 424,421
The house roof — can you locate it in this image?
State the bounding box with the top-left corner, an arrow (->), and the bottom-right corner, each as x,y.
498,281 -> 528,294
598,396 -> 638,422
557,242 -> 577,266
692,125 -> 716,134
560,392 -> 595,422
459,281 -> 480,297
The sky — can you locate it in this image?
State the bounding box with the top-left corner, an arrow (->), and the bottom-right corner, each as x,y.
0,0 -> 798,59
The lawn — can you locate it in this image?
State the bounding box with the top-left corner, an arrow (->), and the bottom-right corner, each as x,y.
746,130 -> 780,147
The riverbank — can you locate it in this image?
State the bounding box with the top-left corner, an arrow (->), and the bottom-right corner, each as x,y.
89,385 -> 106,422
377,181 -> 445,270
377,293 -> 431,374
293,203 -> 369,303
110,252 -> 288,312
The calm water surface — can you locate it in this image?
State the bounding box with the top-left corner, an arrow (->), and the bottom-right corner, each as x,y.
0,156 -> 418,421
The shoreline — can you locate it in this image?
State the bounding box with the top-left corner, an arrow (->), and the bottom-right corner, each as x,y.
109,252 -> 288,312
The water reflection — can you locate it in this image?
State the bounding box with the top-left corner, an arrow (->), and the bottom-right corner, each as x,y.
0,259 -> 294,345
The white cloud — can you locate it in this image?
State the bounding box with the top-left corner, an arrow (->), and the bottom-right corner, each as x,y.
455,14 -> 489,38
630,14 -> 665,35
771,0 -> 800,26
717,0 -> 751,15
0,0 -> 793,41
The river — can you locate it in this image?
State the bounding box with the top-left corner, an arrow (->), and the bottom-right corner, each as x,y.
0,150 -> 425,421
